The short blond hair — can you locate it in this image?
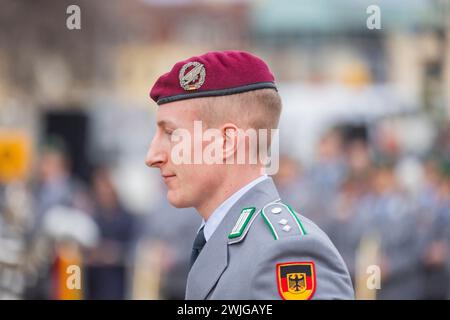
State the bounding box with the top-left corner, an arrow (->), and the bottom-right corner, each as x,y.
198,89 -> 282,131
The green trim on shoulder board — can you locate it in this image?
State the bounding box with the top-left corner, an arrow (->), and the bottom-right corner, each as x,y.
260,210 -> 279,240
261,202 -> 306,238
228,207 -> 256,239
285,204 -> 307,235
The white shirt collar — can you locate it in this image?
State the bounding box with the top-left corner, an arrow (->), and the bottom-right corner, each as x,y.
200,175 -> 269,242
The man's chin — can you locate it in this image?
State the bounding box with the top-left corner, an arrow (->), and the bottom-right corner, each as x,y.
167,191 -> 191,208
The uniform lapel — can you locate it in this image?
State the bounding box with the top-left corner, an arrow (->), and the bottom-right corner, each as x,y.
185,177 -> 280,299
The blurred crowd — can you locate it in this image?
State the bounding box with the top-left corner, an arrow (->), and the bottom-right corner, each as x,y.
0,136 -> 201,300
275,123 -> 450,300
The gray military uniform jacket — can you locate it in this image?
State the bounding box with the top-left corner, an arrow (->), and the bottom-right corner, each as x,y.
186,177 -> 354,300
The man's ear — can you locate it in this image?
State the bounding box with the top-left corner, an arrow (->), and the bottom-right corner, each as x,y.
222,123 -> 239,162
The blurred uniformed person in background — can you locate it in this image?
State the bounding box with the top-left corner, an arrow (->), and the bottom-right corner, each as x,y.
358,163 -> 422,299
418,160 -> 450,299
138,185 -> 201,299
145,51 -> 354,299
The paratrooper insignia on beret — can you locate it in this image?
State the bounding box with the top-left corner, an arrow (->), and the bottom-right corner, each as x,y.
179,61 -> 206,91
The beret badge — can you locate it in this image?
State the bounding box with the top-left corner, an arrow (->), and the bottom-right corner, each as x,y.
179,61 -> 206,91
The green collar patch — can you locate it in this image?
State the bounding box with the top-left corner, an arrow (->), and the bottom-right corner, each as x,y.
228,207 -> 256,239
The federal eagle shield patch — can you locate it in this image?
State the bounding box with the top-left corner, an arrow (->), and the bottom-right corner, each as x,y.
276,262 -> 316,300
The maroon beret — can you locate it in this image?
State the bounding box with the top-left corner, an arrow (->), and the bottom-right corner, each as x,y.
149,50 -> 277,105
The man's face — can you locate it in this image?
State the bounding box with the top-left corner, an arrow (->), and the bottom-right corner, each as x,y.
39,150 -> 67,182
145,100 -> 222,208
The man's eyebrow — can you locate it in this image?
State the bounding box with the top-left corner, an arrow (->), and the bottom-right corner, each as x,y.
157,120 -> 177,128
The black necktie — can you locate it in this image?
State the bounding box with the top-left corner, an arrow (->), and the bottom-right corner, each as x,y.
189,226 -> 206,270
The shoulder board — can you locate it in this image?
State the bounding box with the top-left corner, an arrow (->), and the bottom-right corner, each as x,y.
260,202 -> 307,240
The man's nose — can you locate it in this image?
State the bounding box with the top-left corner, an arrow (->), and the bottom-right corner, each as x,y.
145,137 -> 167,168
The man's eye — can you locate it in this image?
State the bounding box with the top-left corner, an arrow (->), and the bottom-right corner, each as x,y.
165,130 -> 173,136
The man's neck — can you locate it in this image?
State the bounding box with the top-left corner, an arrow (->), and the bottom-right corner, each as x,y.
196,170 -> 264,221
